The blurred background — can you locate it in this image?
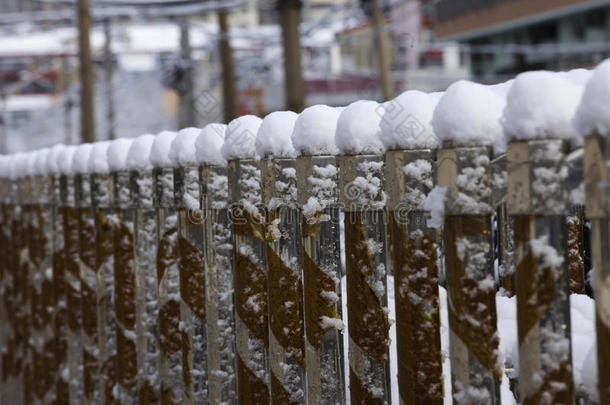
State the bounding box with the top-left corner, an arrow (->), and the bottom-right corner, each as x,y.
1,0 -> 609,152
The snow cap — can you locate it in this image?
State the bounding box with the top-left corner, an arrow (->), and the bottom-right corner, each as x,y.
33,148 -> 50,176
255,111 -> 298,158
221,115 -> 262,160
45,144 -> 66,175
150,130 -> 178,168
58,145 -> 78,175
9,153 -> 24,180
335,100 -> 384,155
379,90 -> 441,150
88,141 -> 111,174
432,80 -> 507,153
169,127 -> 201,167
502,70 -> 585,145
107,138 -> 134,172
21,152 -> 37,177
195,123 -> 227,166
126,134 -> 155,171
291,105 -> 340,156
72,143 -> 94,174
574,59 -> 610,137
559,68 -> 592,86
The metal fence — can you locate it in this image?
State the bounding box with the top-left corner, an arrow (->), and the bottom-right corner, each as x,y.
0,134 -> 603,404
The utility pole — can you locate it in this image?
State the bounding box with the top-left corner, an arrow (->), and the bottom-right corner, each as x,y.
178,17 -> 196,128
62,56 -> 74,145
218,10 -> 237,123
371,0 -> 394,101
279,0 -> 305,112
77,0 -> 95,143
0,72 -> 8,154
103,18 -> 116,140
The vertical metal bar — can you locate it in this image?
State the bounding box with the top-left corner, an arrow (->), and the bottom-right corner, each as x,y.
75,172 -> 100,404
437,145 -> 502,404
338,154 -> 391,404
385,149 -> 443,404
507,139 -> 574,404
175,165 -> 208,404
51,173 -> 70,404
295,155 -> 345,405
91,172 -> 118,404
227,158 -> 270,404
60,172 -> 85,405
132,168 -> 161,403
113,170 -> 138,403
261,157 -> 306,404
154,166 -> 183,404
584,134 -> 610,404
201,164 -> 237,404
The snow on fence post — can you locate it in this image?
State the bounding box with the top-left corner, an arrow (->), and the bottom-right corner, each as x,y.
73,146 -> 102,405
584,133 -> 610,403
261,154 -> 307,404
507,138 -> 575,403
59,147 -> 86,405
152,136 -> 184,403
112,153 -> 139,404
385,147 -> 444,404
127,136 -> 161,403
437,142 -> 502,403
200,156 -> 238,404
171,128 -> 209,404
90,143 -> 119,404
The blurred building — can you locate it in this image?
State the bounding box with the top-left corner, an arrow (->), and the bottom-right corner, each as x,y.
0,0 -> 66,13
435,0 -> 610,82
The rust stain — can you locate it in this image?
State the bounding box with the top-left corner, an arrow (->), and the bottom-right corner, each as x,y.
344,212 -> 390,362
567,215 -> 585,294
159,300 -> 181,356
232,207 -> 265,241
349,368 -> 384,405
237,355 -> 270,405
390,213 -> 443,404
156,227 -> 178,286
234,252 -> 268,346
138,380 -> 158,405
267,245 -> 305,368
178,236 -> 206,321
271,372 -> 299,405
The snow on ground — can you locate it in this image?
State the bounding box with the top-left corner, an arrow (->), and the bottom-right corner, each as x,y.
195,123 -> 227,166
255,111 -> 298,158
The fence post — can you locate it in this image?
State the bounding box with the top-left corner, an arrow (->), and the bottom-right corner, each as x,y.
74,167 -> 101,404
200,163 -> 237,403
385,148 -> 443,403
21,172 -> 35,404
492,154 -> 515,296
131,165 -> 161,402
113,169 -> 138,403
507,139 -> 574,403
295,154 -> 345,405
228,157 -> 270,403
90,169 -> 118,403
584,133 -> 610,403
566,150 -> 586,294
174,163 -> 209,403
60,168 -> 85,404
261,156 -> 306,403
437,144 -> 502,403
154,165 -> 184,403
338,153 -> 391,404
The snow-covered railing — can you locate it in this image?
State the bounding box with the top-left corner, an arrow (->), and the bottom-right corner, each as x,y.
2,59 -> 610,405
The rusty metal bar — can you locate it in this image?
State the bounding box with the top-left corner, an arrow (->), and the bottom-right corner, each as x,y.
227,158 -> 270,404
385,148 -> 443,404
338,154 -> 391,404
437,145 -> 502,404
507,139 -> 574,404
295,154 -> 345,405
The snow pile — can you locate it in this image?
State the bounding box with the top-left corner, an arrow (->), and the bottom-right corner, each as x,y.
72,143 -> 93,174
432,80 -> 508,153
45,144 -> 66,175
150,130 -> 178,168
107,138 -> 134,172
379,90 -> 440,150
574,59 -> 610,137
126,134 -> 155,171
502,71 -> 585,145
221,115 -> 263,160
33,148 -> 50,176
195,123 -> 227,166
559,68 -> 592,86
255,111 -> 298,158
169,127 -> 201,167
335,100 -> 384,155
291,105 -> 340,156
88,141 -> 111,174
58,145 -> 78,174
